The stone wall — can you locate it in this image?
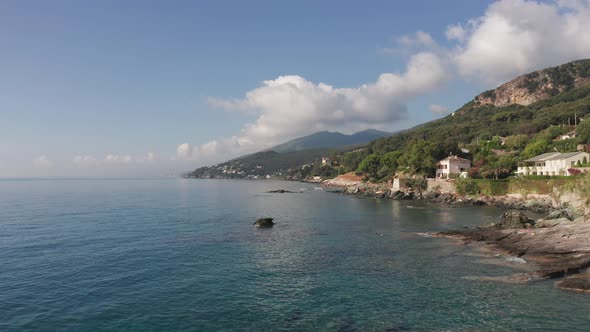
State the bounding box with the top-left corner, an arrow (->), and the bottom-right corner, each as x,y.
426,178 -> 456,194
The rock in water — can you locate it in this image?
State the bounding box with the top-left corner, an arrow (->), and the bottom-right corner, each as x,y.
486,211 -> 535,229
254,218 -> 275,227
555,271 -> 590,293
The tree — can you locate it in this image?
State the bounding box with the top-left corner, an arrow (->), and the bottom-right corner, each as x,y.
522,138 -> 551,159
341,150 -> 368,172
504,134 -> 530,151
400,141 -> 438,177
482,155 -> 517,179
381,151 -> 403,171
356,154 -> 381,178
577,119 -> 590,144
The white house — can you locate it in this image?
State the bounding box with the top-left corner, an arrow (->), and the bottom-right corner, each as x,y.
321,157 -> 332,167
559,130 -> 577,141
436,156 -> 471,179
517,152 -> 590,176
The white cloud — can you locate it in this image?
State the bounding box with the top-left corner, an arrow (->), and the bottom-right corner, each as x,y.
398,31 -> 437,49
73,155 -> 98,166
428,104 -> 449,115
381,31 -> 439,56
33,155 -> 53,168
176,143 -> 191,159
181,52 -> 450,162
178,0 -> 590,166
104,154 -> 133,164
450,0 -> 590,84
445,24 -> 466,42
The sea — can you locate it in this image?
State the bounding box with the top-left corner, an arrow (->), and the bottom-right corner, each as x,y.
1,178 -> 589,331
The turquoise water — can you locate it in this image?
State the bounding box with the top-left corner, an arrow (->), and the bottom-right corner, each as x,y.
1,178 -> 590,331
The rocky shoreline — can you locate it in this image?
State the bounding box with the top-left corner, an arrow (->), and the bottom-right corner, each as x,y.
433,214 -> 590,293
322,176 -> 590,293
326,181 -> 557,214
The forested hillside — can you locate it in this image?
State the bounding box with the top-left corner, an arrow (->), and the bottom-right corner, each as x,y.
342,60 -> 590,181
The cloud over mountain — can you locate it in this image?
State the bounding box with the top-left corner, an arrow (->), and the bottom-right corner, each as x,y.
450,0 -> 590,84
180,52 -> 449,162
179,0 -> 590,165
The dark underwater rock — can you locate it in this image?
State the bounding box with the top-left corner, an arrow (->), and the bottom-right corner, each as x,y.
254,218 -> 275,227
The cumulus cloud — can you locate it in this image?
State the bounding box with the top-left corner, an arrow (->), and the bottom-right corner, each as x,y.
73,155 -> 98,166
445,24 -> 467,42
104,154 -> 133,164
381,31 -> 440,56
33,155 -> 53,168
450,0 -> 590,84
428,104 -> 450,115
178,0 -> 590,165
180,52 -> 450,162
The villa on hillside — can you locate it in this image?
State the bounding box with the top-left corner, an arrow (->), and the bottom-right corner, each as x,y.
435,155 -> 471,179
517,152 -> 590,176
558,130 -> 577,141
321,157 -> 332,167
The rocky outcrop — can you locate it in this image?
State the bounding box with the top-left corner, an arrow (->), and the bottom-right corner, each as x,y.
483,211 -> 535,229
254,218 -> 275,228
555,270 -> 590,293
474,59 -> 590,107
436,222 -> 590,292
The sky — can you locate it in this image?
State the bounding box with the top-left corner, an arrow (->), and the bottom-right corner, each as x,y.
2,0 -> 590,177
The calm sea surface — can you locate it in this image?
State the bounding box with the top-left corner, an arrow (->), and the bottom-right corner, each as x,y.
1,178 -> 589,331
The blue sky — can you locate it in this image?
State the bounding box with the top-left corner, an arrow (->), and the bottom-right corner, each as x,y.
2,0 -> 590,176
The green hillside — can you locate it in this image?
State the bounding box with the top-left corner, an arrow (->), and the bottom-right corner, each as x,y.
347,82 -> 590,181
188,59 -> 590,182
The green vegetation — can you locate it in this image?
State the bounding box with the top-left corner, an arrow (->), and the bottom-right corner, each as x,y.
350,81 -> 590,181
188,60 -> 590,183
455,178 -> 480,195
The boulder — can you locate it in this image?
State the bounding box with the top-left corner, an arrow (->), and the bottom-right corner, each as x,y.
254,218 -> 275,228
555,271 -> 590,293
535,217 -> 570,228
487,211 -> 535,229
546,209 -> 572,220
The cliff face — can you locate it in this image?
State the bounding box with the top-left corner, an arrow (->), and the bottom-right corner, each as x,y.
474,59 -> 590,107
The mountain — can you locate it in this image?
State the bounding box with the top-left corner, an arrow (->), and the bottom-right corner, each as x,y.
350,59 -> 590,180
188,59 -> 590,181
268,129 -> 391,153
187,129 -> 390,179
475,59 -> 590,107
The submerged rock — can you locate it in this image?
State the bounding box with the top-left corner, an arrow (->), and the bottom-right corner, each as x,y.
266,189 -> 296,193
555,270 -> 590,293
254,218 -> 275,227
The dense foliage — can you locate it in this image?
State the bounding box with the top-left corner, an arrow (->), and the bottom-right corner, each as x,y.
347,83 -> 590,181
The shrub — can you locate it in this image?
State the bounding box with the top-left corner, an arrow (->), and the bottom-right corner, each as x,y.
568,168 -> 582,176
455,178 -> 480,195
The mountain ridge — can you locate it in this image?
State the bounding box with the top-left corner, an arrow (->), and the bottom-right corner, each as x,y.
474,59 -> 590,107
267,129 -> 391,153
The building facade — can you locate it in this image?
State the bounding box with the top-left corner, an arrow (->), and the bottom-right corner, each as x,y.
435,156 -> 471,179
517,152 -> 590,176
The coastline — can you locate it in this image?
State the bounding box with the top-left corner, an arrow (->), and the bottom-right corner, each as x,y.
321,174 -> 590,293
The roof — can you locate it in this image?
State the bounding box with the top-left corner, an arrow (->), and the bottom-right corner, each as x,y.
525,152 -> 587,162
439,155 -> 471,163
